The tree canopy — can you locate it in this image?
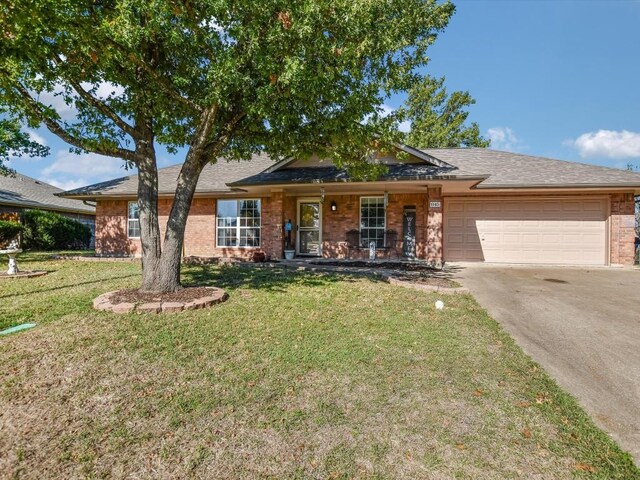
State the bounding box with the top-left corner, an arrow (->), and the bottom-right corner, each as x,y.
0,109 -> 49,176
402,75 -> 489,148
0,0 -> 456,291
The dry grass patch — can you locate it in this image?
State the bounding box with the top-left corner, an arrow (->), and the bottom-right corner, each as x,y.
0,255 -> 637,478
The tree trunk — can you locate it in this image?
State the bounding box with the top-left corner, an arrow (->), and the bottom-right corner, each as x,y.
136,141 -> 168,292
136,107 -> 225,293
155,154 -> 208,292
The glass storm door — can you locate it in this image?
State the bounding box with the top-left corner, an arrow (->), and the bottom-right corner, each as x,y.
298,201 -> 322,256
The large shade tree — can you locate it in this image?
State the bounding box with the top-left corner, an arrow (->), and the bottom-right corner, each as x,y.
402,75 -> 489,148
1,0 -> 455,292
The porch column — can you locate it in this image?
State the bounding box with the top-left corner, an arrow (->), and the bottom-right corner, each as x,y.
263,190 -> 284,259
426,187 -> 443,266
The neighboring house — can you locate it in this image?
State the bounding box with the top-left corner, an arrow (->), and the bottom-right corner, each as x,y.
59,147 -> 640,266
0,172 -> 96,245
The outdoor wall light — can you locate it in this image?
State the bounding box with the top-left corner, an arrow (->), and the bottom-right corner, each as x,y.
330,200 -> 337,212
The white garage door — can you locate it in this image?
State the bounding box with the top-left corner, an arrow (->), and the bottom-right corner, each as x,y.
444,197 -> 608,265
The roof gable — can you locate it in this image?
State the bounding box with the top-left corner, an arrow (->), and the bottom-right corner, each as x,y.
266,145 -> 454,172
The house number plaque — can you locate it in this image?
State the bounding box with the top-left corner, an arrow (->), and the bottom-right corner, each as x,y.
429,201 -> 441,209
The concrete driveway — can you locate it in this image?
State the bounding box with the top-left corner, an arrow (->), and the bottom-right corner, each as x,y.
453,264 -> 640,464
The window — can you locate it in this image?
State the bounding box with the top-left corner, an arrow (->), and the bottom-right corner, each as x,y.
360,197 -> 385,248
217,199 -> 261,247
127,201 -> 140,238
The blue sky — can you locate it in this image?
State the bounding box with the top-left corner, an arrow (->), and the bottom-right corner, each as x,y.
9,0 -> 640,190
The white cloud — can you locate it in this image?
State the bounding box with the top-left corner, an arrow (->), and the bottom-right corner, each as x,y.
42,150 -> 126,177
35,81 -> 125,122
39,149 -> 130,191
26,129 -> 47,146
80,81 -> 125,100
398,120 -> 412,133
487,127 -> 521,151
42,177 -> 90,191
379,104 -> 395,117
568,129 -> 640,159
7,128 -> 47,162
365,104 -> 411,132
35,84 -> 77,121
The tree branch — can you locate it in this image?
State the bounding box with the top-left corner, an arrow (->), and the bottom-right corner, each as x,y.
202,110 -> 246,159
10,81 -> 137,162
50,53 -> 138,139
103,37 -> 202,114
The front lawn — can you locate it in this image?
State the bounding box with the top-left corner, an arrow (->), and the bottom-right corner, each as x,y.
0,254 -> 637,478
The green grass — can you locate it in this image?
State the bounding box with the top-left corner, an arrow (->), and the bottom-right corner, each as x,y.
0,253 -> 637,478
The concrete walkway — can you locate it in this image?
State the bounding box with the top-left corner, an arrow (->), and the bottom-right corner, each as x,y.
453,264 -> 640,464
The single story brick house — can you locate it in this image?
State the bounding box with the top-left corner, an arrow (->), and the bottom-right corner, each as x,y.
59,147 -> 640,266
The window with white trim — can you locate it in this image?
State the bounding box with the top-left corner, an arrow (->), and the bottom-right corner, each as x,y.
360,197 -> 385,248
127,201 -> 140,238
217,199 -> 261,247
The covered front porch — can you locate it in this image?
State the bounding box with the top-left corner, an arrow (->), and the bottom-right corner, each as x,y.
260,183 -> 447,266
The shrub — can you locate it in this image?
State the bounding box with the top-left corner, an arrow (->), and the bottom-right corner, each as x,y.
0,220 -> 24,247
22,209 -> 92,250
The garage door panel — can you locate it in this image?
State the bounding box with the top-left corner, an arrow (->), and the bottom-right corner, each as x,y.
444,198 -> 607,265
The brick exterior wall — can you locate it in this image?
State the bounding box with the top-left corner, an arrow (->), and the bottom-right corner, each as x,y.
95,200 -> 141,256
95,191 -> 636,266
95,192 -> 440,261
319,192 -> 437,261
609,192 -> 636,265
426,187 -> 443,265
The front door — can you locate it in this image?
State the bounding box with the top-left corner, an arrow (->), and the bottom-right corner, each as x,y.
403,207 -> 416,258
297,200 -> 322,256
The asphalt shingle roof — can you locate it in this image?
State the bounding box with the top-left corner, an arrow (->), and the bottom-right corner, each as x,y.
59,148 -> 640,198
228,163 -> 480,186
0,172 -> 95,214
61,153 -> 276,197
420,148 -> 640,188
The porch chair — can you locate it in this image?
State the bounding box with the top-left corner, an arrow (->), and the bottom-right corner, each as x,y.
380,229 -> 399,259
345,229 -> 363,259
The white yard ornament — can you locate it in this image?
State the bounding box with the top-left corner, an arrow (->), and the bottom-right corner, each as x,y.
435,300 -> 444,310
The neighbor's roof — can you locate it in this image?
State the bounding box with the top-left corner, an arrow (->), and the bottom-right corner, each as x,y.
59,147 -> 640,199
0,172 -> 95,215
420,148 -> 640,189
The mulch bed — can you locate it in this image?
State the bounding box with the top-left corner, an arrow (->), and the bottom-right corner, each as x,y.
110,287 -> 217,305
94,286 -> 228,314
309,260 -> 437,272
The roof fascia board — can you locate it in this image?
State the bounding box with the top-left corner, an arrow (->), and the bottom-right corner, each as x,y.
0,199 -> 95,215
473,182 -> 640,190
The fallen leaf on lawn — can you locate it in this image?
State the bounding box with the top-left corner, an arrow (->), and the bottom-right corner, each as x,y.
516,401 -> 531,408
473,389 -> 484,397
497,380 -> 506,387
575,463 -> 596,473
521,428 -> 532,438
536,392 -> 551,404
455,443 -> 465,450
